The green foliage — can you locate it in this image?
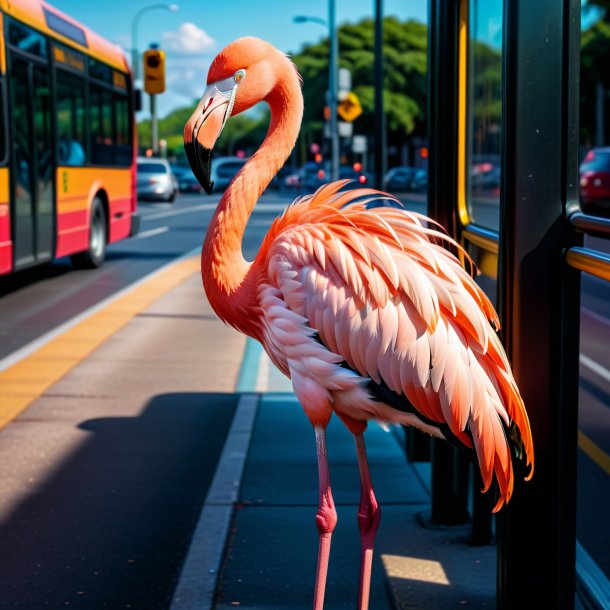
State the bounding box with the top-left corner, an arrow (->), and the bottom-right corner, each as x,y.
581,7 -> 610,145
292,16 -> 428,148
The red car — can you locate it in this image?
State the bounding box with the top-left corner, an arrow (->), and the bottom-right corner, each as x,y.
580,148 -> 610,215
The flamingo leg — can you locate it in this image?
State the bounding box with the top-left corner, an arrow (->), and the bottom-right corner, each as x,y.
313,425 -> 337,610
355,433 -> 381,610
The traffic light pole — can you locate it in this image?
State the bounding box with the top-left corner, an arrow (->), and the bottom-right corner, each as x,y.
150,94 -> 158,154
328,0 -> 339,182
374,0 -> 386,190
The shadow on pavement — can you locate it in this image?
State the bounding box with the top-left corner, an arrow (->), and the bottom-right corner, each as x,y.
0,392 -> 238,610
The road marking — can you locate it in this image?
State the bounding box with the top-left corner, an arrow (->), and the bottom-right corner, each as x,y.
576,540 -> 610,610
579,431 -> 610,476
0,249 -> 201,430
169,394 -> 258,610
133,226 -> 169,239
580,354 -> 610,385
142,201 -> 290,221
582,305 -> 610,329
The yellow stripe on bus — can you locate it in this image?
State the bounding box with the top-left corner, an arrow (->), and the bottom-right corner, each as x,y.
0,256 -> 200,430
579,431 -> 610,476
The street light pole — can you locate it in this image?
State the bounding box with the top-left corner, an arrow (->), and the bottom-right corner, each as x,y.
293,4 -> 339,182
328,0 -> 339,182
374,0 -> 386,190
130,3 -> 179,81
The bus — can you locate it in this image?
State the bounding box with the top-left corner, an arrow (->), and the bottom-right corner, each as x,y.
0,0 -> 138,276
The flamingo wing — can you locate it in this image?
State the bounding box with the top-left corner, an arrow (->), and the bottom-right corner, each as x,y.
257,182 -> 533,510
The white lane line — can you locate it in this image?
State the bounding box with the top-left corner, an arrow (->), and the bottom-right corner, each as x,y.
170,393 -> 259,610
142,202 -> 290,222
143,203 -> 218,221
133,226 -> 169,239
580,354 -> 610,385
0,246 -> 201,373
582,306 -> 610,329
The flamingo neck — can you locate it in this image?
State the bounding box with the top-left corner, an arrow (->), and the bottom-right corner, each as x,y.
201,69 -> 303,336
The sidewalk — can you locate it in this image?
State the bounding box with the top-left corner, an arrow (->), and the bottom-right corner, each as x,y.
210,391 -> 496,609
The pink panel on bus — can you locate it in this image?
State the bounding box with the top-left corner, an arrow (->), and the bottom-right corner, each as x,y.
56,209 -> 88,258
0,201 -> 11,274
108,197 -> 133,243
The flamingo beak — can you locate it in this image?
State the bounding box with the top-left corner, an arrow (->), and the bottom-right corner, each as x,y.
184,83 -> 235,194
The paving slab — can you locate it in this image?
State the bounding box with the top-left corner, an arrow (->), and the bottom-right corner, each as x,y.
216,394 -> 496,609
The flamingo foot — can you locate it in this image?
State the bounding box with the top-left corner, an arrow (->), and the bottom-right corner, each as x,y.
355,433 -> 381,610
313,426 -> 337,610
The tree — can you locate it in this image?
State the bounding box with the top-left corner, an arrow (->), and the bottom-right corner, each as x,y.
292,16 -> 428,165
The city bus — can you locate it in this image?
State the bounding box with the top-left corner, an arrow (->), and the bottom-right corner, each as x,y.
0,0 -> 138,276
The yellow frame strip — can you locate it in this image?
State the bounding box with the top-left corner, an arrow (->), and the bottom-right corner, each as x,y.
0,256 -> 200,430
457,0 -> 471,227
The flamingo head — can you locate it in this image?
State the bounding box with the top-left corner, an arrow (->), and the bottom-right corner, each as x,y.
184,37 -> 285,194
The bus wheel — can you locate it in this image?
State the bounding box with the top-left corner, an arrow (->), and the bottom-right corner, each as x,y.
71,198 -> 107,269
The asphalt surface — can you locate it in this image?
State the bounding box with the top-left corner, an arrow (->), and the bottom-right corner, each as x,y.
0,189 -> 609,603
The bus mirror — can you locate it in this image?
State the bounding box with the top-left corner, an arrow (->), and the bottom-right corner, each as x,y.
134,89 -> 143,112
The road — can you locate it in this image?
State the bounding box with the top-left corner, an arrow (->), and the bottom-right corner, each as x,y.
0,189 -> 608,603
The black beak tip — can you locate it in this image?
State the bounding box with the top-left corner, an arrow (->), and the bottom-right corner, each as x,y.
184,139 -> 215,195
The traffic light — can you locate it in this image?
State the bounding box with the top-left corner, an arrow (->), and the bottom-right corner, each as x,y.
143,48 -> 165,95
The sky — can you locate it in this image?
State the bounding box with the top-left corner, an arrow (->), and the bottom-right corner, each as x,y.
50,0 -> 428,120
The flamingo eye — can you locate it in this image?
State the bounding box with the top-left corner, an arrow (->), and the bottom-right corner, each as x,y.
234,69 -> 246,84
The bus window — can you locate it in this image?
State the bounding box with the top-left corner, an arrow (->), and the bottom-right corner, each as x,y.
8,20 -> 47,58
114,94 -> 131,166
466,0 -> 502,230
56,70 -> 86,166
90,84 -> 114,165
89,58 -> 113,84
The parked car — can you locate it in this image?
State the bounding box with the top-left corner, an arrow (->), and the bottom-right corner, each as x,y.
177,170 -> 205,194
137,158 -> 179,202
384,166 -> 419,192
410,168 -> 428,192
211,156 -> 248,191
580,147 -> 610,215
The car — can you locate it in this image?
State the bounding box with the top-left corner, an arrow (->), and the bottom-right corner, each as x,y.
579,147 -> 610,215
410,168 -> 428,192
177,170 -> 205,194
384,166 -> 420,192
137,157 -> 179,202
210,156 -> 248,191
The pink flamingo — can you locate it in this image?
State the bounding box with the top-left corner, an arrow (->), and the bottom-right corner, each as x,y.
184,37 -> 534,610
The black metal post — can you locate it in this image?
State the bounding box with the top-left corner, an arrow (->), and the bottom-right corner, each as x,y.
426,0 -> 470,526
497,0 -> 582,607
373,0 -> 386,190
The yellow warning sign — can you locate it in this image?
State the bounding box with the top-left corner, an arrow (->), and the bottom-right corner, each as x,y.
337,92 -> 363,122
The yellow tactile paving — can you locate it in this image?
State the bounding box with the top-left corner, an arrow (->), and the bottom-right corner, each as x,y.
0,256 -> 200,430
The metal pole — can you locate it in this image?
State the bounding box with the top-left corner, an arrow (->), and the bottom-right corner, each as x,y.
151,94 -> 158,154
131,5 -> 179,81
497,0 -> 581,607
374,0 -> 386,190
328,0 -> 339,182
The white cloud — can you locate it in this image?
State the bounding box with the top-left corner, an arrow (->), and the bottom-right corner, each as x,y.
162,23 -> 216,55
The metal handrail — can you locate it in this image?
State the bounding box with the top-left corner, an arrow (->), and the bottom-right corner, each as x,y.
462,224 -> 499,254
570,212 -> 610,239
566,246 -> 610,282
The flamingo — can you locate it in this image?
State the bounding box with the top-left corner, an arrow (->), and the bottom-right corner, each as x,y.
184,37 -> 534,610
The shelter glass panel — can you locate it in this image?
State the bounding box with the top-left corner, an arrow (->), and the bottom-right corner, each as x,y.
466,0 -> 502,230
577,0 -> 610,586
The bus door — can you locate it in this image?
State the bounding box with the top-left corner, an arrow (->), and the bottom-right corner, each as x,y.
8,50 -> 54,269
